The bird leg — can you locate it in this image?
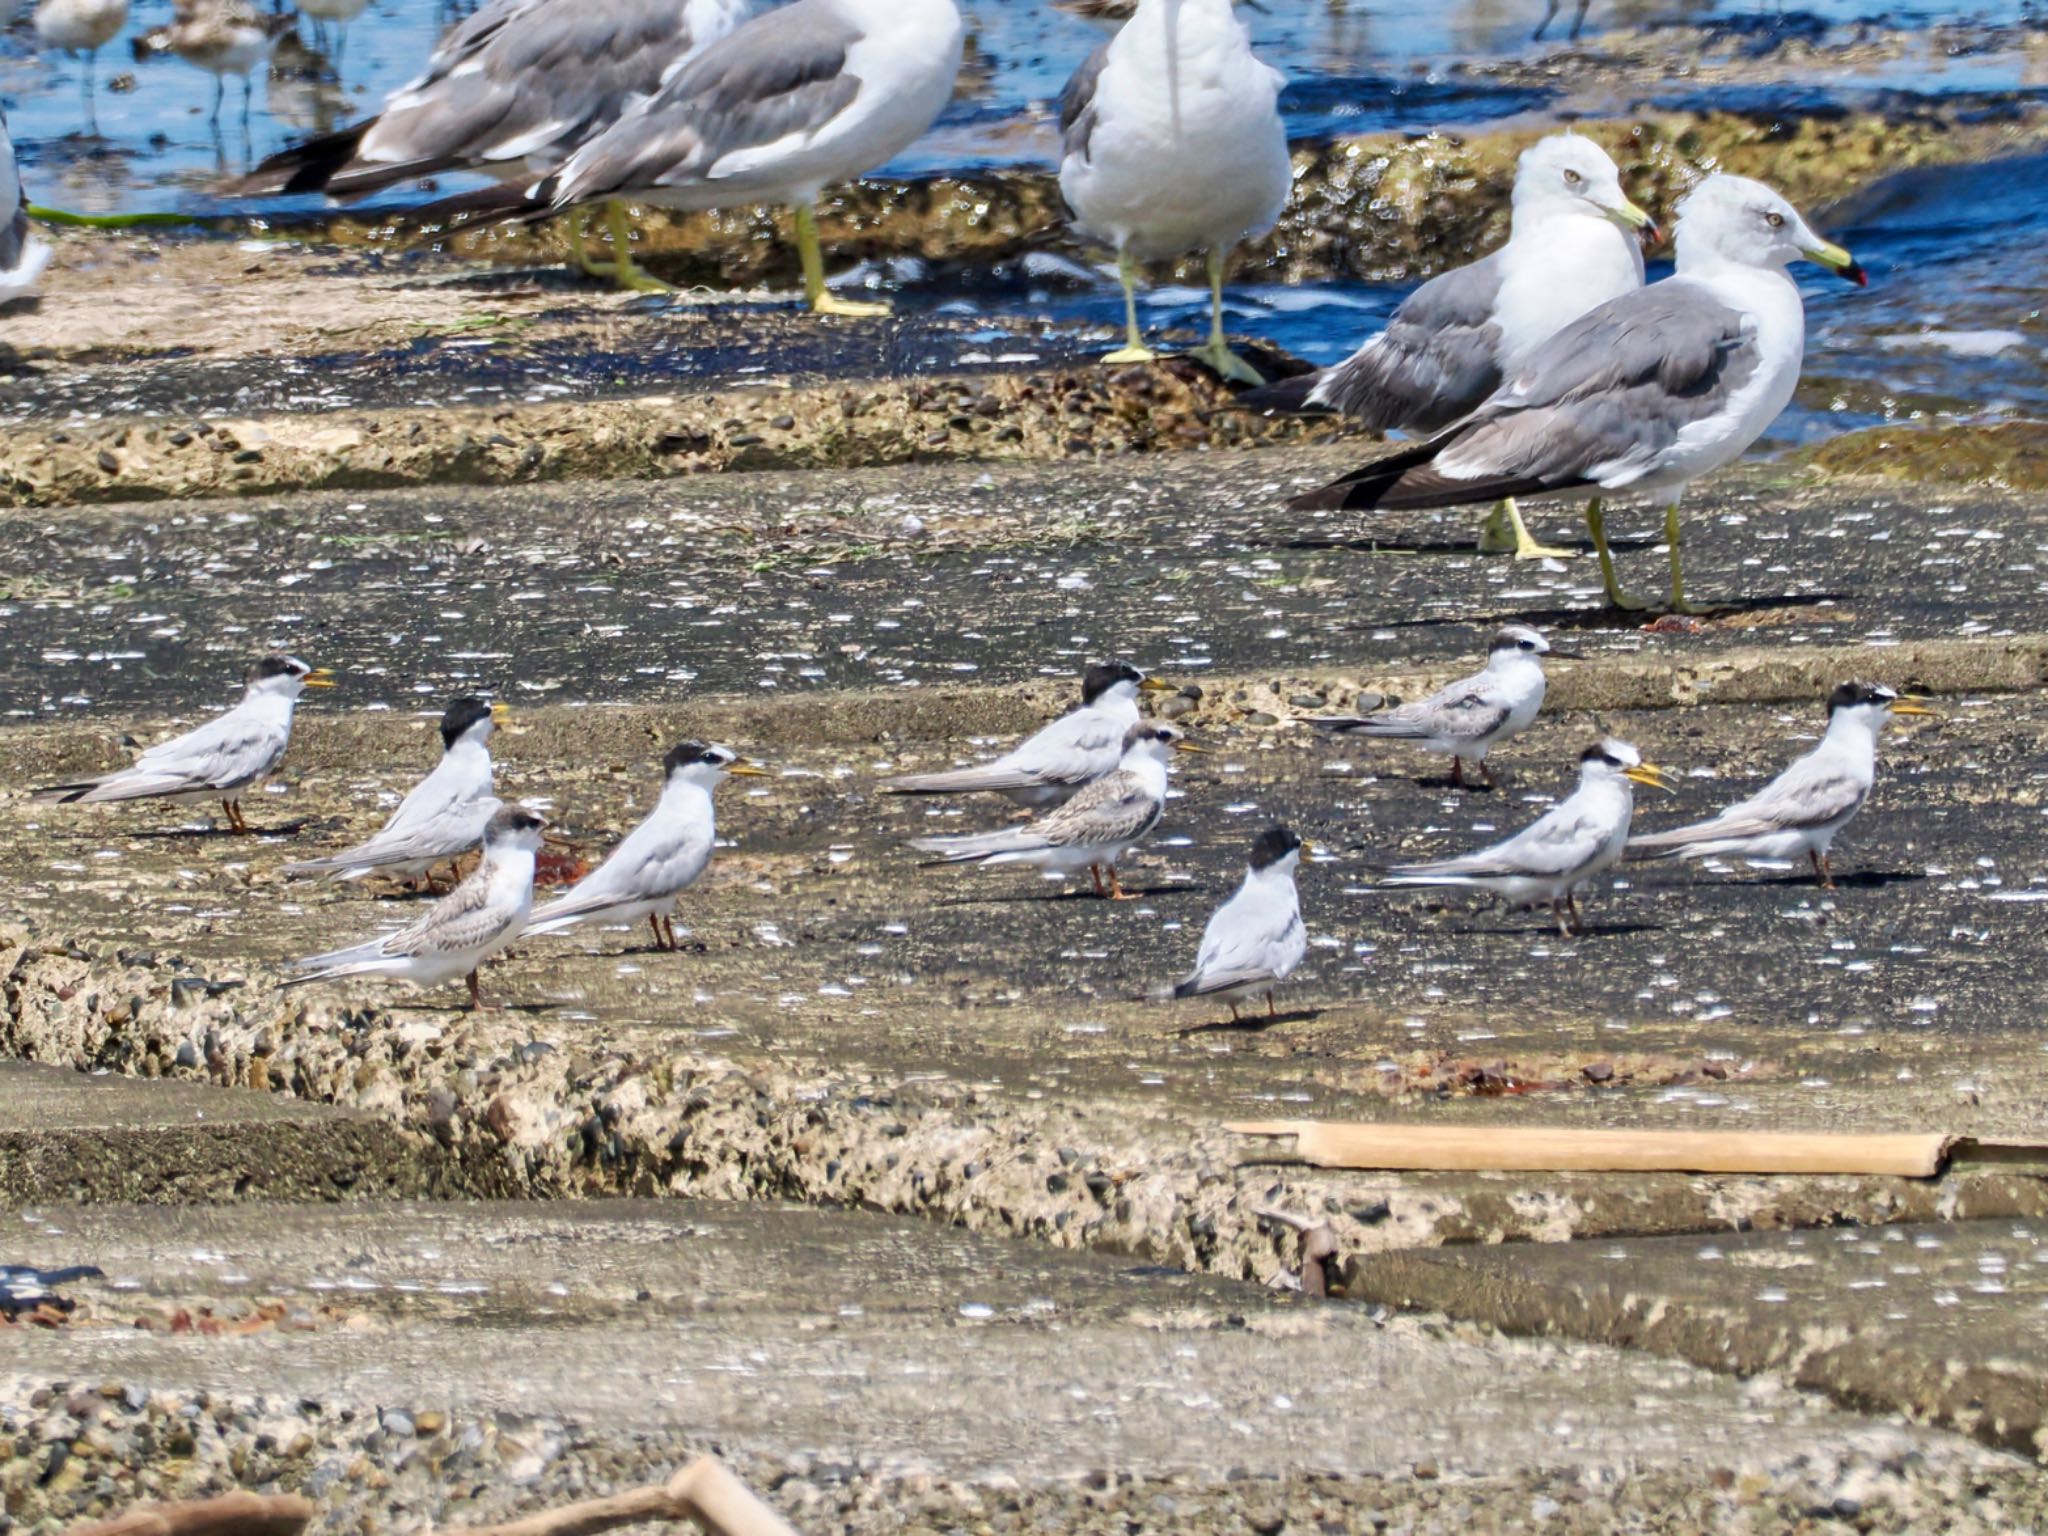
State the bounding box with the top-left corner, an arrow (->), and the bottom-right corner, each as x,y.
1533,0 -> 1560,37
1477,496 -> 1575,560
1107,865 -> 1138,901
209,73 -> 225,124
1088,863 -> 1108,898
1266,994 -> 1278,1020
1101,249 -> 1158,364
1571,0 -> 1591,38
649,914 -> 666,950
222,799 -> 251,834
465,970 -> 486,1011
1584,498 -> 1650,611
83,51 -> 100,138
1228,1002 -> 1241,1024
1565,893 -> 1585,936
1479,759 -> 1501,790
1663,502 -> 1703,615
1810,850 -> 1837,890
593,200 -> 672,293
1186,246 -> 1265,385
793,201 -> 890,317
1450,757 -> 1466,789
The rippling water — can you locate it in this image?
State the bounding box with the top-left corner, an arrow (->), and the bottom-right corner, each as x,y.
2,0 -> 2043,433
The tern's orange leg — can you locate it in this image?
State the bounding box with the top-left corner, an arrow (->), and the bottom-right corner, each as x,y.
1267,994 -> 1278,1020
1229,1002 -> 1241,1023
1450,758 -> 1466,789
650,914 -> 665,950
1811,850 -> 1836,890
1108,866 -> 1138,901
466,971 -> 485,1011
1089,864 -> 1108,898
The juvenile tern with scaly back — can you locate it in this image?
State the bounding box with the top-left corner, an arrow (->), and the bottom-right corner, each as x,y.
525,741 -> 768,952
1165,824 -> 1308,1023
1245,133 -> 1654,559
1309,625 -> 1573,789
34,654 -> 335,833
881,661 -> 1173,809
1383,738 -> 1675,936
910,722 -> 1202,899
229,0 -> 752,292
1628,682 -> 1933,889
281,696 -> 508,889
1057,0 -> 1290,383
284,804 -> 547,1011
417,0 -> 966,316
1289,174 -> 1866,612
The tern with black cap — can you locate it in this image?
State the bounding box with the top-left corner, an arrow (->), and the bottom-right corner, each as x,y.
1166,824 -> 1309,1023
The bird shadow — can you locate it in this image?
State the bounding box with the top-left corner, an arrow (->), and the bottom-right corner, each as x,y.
1724,868 -> 1924,891
1171,1004 -> 1323,1038
1375,591 -> 1855,633
1276,532 -> 1661,558
129,819 -> 311,840
1443,919 -> 1666,939
932,881 -> 1197,907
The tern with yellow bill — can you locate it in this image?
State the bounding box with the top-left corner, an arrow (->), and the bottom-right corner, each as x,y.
1629,682 -> 1932,889
1290,173 -> 1867,613
1384,738 -> 1676,937
33,654 -> 335,833
527,741 -> 769,952
282,695 -> 509,888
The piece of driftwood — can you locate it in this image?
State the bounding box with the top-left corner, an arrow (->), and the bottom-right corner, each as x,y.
64,1492 -> 314,1536
428,1457 -> 798,1536
1228,1122 -> 2048,1177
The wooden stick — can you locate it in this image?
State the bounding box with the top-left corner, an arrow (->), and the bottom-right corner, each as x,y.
425,1456 -> 797,1536
1227,1121 -> 1962,1177
64,1493 -> 314,1536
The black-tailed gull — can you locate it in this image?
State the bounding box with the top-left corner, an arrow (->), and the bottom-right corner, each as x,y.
1249,133 -> 1653,559
1291,173 -> 1866,612
1057,0 -> 1291,384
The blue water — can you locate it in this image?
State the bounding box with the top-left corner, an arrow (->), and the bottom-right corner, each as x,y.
2,0 -> 2043,430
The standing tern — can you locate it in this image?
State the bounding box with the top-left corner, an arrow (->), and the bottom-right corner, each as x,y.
526,741 -> 767,952
420,0 -> 967,316
34,654 -> 335,832
1310,625 -> 1571,788
909,722 -> 1202,899
286,804 -> 547,1010
282,696 -> 507,887
1628,681 -> 1933,888
1057,0 -> 1290,383
1248,133 -> 1653,559
1289,174 -> 1866,612
1166,824 -> 1308,1022
882,661 -> 1172,809
1384,738 -> 1674,936
0,112 -> 52,306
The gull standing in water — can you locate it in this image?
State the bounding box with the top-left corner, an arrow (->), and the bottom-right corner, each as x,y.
167,0 -> 288,127
1291,174 -> 1865,612
1383,738 -> 1674,936
0,113 -> 52,305
34,0 -> 129,136
1310,625 -> 1571,788
282,696 -> 508,888
1165,825 -> 1308,1023
882,661 -> 1172,809
910,722 -> 1202,899
1057,0 -> 1290,383
526,741 -> 767,952
1629,682 -> 1932,888
231,0 -> 752,291
33,655 -> 335,832
1249,134 -> 1654,559
286,804 -> 546,1010
421,0 -> 966,315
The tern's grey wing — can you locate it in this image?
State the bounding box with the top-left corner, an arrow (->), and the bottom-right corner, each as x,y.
1031,769 -> 1161,848
1186,885 -> 1302,991
1308,254 -> 1506,431
386,872 -> 515,957
535,814 -> 712,919
1057,40 -> 1109,168
549,0 -> 861,201
54,708 -> 286,801
1414,688 -> 1512,744
1636,758 -> 1866,847
1397,801 -> 1609,881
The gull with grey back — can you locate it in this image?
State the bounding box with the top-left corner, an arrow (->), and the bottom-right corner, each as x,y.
1290,174 -> 1867,612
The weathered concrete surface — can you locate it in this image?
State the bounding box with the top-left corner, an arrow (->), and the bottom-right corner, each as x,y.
1350,1220 -> 2048,1460
6,1200 -> 2045,1533
0,1059 -> 448,1204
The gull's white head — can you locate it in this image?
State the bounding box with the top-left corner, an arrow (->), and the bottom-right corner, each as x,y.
1826,680 -> 1935,736
1674,174 -> 1866,285
1512,133 -> 1657,238
663,740 -> 771,791
1121,720 -> 1203,768
247,653 -> 335,700
1579,736 -> 1676,793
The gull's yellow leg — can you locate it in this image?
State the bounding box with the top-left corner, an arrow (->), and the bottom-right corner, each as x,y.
570,206 -> 617,279
1663,501 -> 1703,615
1186,246 -> 1265,385
1102,248 -> 1158,364
1477,496 -> 1576,560
599,200 -> 672,294
795,201 -> 891,317
1585,497 -> 1649,611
